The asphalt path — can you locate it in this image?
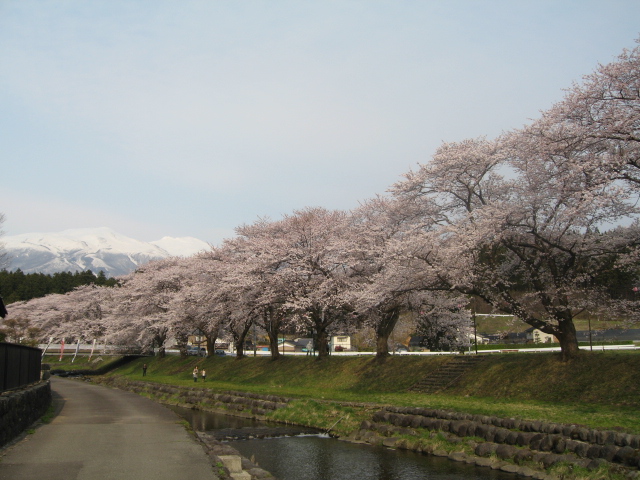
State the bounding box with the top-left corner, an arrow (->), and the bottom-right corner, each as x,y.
0,377 -> 219,480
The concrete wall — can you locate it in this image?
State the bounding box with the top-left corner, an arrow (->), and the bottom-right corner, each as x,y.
0,381 -> 52,448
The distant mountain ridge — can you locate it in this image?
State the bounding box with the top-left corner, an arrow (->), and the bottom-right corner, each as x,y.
3,227 -> 209,277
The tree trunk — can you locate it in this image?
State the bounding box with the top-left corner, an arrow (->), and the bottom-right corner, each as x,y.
375,308 -> 400,358
556,317 -> 580,361
233,322 -> 252,360
316,326 -> 330,358
268,330 -> 280,359
311,307 -> 336,359
262,308 -> 282,360
205,331 -> 218,358
375,335 -> 390,357
154,329 -> 167,358
176,332 -> 189,358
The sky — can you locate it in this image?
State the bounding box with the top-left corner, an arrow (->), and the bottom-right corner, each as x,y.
1,1 -> 639,246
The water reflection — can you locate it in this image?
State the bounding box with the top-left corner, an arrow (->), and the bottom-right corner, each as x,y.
168,406 -> 264,431
228,436 -> 516,480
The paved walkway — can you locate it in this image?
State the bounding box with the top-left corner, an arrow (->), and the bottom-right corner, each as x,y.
0,377 -> 219,480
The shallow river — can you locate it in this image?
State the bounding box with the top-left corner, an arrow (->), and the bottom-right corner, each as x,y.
170,406 -> 517,480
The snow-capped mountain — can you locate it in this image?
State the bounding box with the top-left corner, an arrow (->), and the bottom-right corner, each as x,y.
3,227 -> 210,277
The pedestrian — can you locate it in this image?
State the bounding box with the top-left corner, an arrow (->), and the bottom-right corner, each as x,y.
201,369 -> 206,382
193,366 -> 198,382
142,363 -> 147,376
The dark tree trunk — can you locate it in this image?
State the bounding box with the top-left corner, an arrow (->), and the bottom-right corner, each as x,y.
375,308 -> 400,358
154,328 -> 168,358
316,326 -> 330,358
262,307 -> 282,360
204,331 -> 218,358
556,317 -> 580,361
235,341 -> 245,359
375,335 -> 390,357
268,330 -> 280,359
233,321 -> 252,360
309,306 -> 338,359
176,332 -> 189,358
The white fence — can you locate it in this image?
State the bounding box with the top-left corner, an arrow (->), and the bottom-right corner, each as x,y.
41,343 -> 640,358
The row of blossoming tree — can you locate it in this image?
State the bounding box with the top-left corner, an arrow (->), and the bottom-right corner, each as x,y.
7,39 -> 640,361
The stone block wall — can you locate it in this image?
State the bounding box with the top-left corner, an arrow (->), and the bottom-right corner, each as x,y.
355,406 -> 640,475
0,381 -> 52,448
97,378 -> 289,417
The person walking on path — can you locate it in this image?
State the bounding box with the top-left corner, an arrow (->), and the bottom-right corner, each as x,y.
142,363 -> 147,376
193,366 -> 198,382
201,369 -> 206,382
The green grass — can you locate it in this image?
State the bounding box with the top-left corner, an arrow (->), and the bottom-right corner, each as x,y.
42,354 -> 124,370
451,352 -> 640,406
97,351 -> 640,434
269,399 -> 372,437
40,404 -> 57,424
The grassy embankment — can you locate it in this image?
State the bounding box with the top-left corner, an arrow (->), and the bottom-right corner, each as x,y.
47,351 -> 640,438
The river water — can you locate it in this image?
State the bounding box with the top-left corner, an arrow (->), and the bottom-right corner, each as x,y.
169,406 -> 517,480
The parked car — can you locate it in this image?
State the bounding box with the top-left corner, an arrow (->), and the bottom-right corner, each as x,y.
394,344 -> 409,353
187,346 -> 207,356
214,349 -> 226,356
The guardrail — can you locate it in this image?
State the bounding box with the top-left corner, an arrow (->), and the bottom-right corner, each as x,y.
38,343 -> 144,356
0,342 -> 42,392
200,344 -> 640,357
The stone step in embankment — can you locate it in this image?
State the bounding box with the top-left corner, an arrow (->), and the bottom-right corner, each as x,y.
409,355 -> 486,393
197,432 -> 275,480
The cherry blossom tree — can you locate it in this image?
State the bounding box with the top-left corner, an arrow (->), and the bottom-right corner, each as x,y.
6,295 -> 69,343
347,197 -> 457,357
0,316 -> 42,345
276,208 -> 357,358
114,257 -> 189,356
413,294 -> 473,352
392,133 -> 640,361
171,254 -> 229,358
3,283 -> 119,351
234,208 -> 358,359
231,219 -> 297,360
526,39 -> 640,189
347,197 -> 402,357
179,247 -> 257,359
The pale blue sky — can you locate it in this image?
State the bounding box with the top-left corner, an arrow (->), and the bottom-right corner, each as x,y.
1,1 -> 639,244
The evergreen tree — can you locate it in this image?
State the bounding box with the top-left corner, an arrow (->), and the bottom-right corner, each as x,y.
0,269 -> 117,304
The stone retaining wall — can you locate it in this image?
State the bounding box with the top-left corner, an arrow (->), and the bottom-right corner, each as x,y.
98,378 -> 290,417
0,381 -> 52,448
379,406 -> 640,451
353,406 -> 640,476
